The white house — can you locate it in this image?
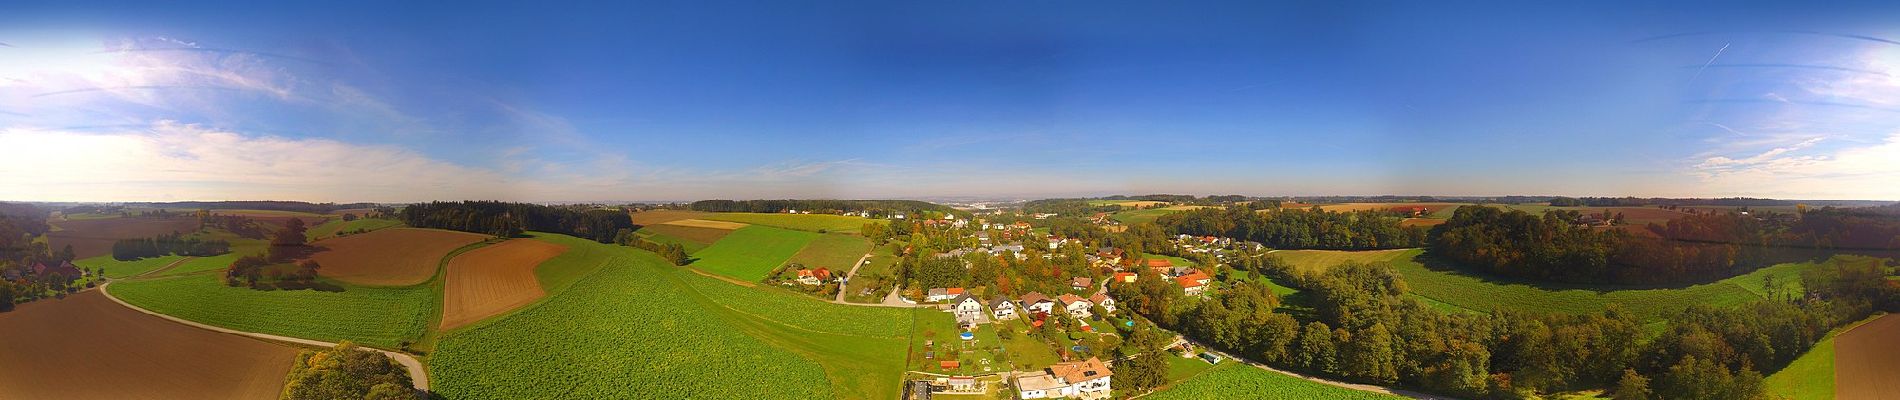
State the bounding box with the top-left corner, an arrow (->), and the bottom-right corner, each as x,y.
988,295 -> 1019,320
1057,293 -> 1094,319
1089,292 -> 1116,314
1014,357 -> 1114,399
1020,292 -> 1055,315
951,294 -> 985,320
1015,372 -> 1071,399
926,287 -> 965,302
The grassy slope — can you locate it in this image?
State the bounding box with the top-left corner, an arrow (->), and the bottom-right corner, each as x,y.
152,253 -> 242,277
786,233 -> 873,270
76,254 -> 186,278
692,225 -> 819,281
305,218 -> 402,241
431,236 -> 922,399
109,273 -> 433,348
1277,248 -> 1838,323
1147,361 -> 1403,399
699,212 -> 887,234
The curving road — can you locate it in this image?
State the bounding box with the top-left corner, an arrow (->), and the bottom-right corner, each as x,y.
96,282 -> 431,392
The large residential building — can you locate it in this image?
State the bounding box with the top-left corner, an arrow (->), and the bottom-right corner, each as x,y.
1014,357 -> 1114,399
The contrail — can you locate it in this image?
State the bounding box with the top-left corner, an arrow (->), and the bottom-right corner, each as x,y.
1690,43 -> 1731,82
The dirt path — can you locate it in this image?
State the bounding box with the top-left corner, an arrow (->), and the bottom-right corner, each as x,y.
836,252 -> 873,302
1836,313 -> 1900,400
133,256 -> 196,278
97,282 -> 430,392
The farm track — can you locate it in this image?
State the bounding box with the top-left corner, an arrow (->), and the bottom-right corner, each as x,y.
134,256 -> 197,278
97,282 -> 431,391
836,252 -> 873,303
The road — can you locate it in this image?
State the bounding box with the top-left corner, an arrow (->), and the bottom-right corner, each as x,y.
96,282 -> 431,392
835,252 -> 874,303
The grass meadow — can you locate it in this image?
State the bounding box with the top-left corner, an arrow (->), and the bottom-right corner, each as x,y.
692,225 -> 819,281
108,273 -> 434,348
699,212 -> 887,234
305,217 -> 403,240
76,254 -> 187,278
786,233 -> 872,270
1146,361 -> 1403,399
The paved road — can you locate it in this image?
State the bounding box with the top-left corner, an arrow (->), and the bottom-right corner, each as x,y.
97,282 -> 431,392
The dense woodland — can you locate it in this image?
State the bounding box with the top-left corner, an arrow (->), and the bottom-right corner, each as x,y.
399,201 -> 632,243
281,342 -> 419,400
1113,252 -> 1897,399
111,233 -> 230,260
1156,206 -> 1428,250
689,199 -> 963,217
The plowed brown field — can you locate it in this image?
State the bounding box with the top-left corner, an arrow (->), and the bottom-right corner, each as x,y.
306,228 -> 489,286
0,290 -> 298,399
47,217 -> 203,258
1836,313 -> 1900,400
440,239 -> 569,329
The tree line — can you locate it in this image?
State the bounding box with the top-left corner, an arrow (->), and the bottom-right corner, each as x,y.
1155,205 -> 1428,250
689,199 -> 963,217
1113,251 -> 1897,399
111,232 -> 231,260
399,201 -> 633,243
610,229 -> 689,266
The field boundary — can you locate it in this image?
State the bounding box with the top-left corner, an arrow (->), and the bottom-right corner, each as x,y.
97,282 -> 431,391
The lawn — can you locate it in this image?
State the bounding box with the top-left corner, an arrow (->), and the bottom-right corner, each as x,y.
75,254 -> 186,278
1271,249 -> 1412,275
1278,248 -> 1857,323
699,212 -> 888,234
1147,361 -> 1403,399
431,236 -> 924,399
107,273 -> 434,349
692,225 -> 819,281
305,217 -> 402,241
786,233 -> 873,270
1763,313 -> 1887,400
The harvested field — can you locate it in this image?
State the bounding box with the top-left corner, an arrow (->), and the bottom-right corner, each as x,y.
629,209 -> 710,225
662,218 -> 749,230
47,216 -> 203,258
306,228 -> 488,286
1835,313 -> 1900,400
0,290 -> 298,400
441,239 -> 570,330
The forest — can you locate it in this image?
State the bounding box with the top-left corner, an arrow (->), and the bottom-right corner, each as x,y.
111,233 -> 230,260
1155,205 -> 1428,250
398,201 -> 633,243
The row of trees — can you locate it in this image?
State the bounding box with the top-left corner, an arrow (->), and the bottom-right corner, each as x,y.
1156,205 -> 1428,250
1115,252 -> 1896,399
111,232 -> 230,260
610,228 -> 689,265
399,201 -> 633,243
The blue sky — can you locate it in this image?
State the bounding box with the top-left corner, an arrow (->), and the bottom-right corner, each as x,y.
3,1 -> 1900,202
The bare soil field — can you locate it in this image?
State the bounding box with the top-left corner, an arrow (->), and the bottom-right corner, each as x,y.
640,223 -> 736,245
629,209 -> 711,225
306,228 -> 489,286
47,216 -> 203,258
1835,313 -> 1900,400
663,218 -> 749,230
440,239 -> 570,330
0,290 -> 299,399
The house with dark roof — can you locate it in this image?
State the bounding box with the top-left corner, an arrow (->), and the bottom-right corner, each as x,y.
988,295 -> 1019,320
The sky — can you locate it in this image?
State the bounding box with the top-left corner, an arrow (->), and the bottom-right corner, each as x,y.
3,1 -> 1900,202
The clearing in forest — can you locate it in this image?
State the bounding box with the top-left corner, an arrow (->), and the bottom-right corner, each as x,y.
440,239 -> 570,330
306,228 -> 488,286
0,290 -> 299,400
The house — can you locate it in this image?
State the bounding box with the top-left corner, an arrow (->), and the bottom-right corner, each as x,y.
33,261 -> 83,280
795,269 -> 823,286
1015,357 -> 1114,399
989,295 -> 1019,320
927,287 -> 966,302
1177,273 -> 1210,296
940,360 -> 960,369
1020,292 -> 1056,315
1110,272 -> 1137,284
1012,221 -> 1032,230
950,294 -> 985,321
1089,292 -> 1115,314
1144,258 -> 1173,269
948,376 -> 976,391
1057,293 -> 1093,319
1069,276 -> 1093,291
1095,247 -> 1124,263
814,267 -> 833,282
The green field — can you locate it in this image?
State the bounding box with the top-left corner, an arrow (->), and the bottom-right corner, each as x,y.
306,217 -> 402,240
1272,249 -> 1410,275
108,273 -> 434,348
431,236 -> 923,399
1147,361 -> 1403,399
692,225 -> 819,281
150,253 -> 243,277
1278,248 -> 1843,323
1111,206 -> 1209,225
786,233 -> 872,270
76,254 -> 186,278
1763,313 -> 1887,400
699,212 -> 887,234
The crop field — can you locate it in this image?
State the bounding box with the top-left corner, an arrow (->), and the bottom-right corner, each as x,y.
108,273 -> 434,348
662,218 -> 749,230
1280,249 -> 1845,323
698,212 -> 886,233
0,290 -> 299,400
1147,362 -> 1403,399
639,222 -> 735,247
431,237 -> 921,399
150,252 -> 243,277
75,254 -> 187,278
305,217 -> 402,240
1834,313 -> 1900,400
628,209 -> 711,225
1764,314 -> 1887,400
46,216 -> 203,258
1488,204 -> 1690,225
1313,202 -> 1468,215
692,225 -> 819,281
306,228 -> 487,286
1112,206 -> 1204,225
786,233 -> 872,270
441,239 -> 569,330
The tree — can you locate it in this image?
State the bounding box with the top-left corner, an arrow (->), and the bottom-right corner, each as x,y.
281,341 -> 418,400
1294,321 -> 1338,374
0,281 -> 15,312
1112,325 -> 1169,394
1613,369 -> 1651,400
1342,322 -> 1398,383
